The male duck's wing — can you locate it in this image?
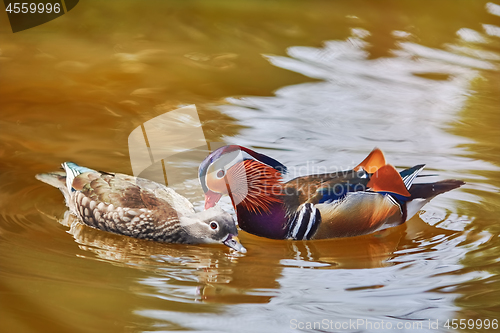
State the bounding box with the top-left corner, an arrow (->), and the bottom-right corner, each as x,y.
282,148 -> 389,212
282,164 -> 416,217
282,170 -> 369,215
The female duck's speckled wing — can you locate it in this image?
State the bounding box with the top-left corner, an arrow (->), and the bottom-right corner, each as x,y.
74,170 -> 194,214
64,166 -> 195,243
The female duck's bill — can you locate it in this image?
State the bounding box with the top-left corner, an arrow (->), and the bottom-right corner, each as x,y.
223,234 -> 246,253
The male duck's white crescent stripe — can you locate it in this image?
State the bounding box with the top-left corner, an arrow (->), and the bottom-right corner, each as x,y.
288,203 -> 321,240
303,205 -> 318,239
290,207 -> 307,239
385,193 -> 403,214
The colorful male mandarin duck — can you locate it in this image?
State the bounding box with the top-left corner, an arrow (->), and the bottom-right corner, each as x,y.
36,162 -> 246,252
199,146 -> 464,240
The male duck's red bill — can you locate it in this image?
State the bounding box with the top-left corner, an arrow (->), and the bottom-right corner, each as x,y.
198,146 -> 464,240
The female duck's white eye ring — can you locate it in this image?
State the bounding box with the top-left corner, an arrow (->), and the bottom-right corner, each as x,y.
216,169 -> 225,178
210,221 -> 219,230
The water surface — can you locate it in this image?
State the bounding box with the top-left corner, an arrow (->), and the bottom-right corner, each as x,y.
1,1 -> 500,332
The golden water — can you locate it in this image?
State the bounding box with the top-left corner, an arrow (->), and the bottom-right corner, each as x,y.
1,1 -> 499,332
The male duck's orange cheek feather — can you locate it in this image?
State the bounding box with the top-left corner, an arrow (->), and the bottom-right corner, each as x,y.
226,160 -> 284,214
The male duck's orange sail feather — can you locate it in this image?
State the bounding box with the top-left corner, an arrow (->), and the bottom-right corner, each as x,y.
367,164 -> 411,197
354,147 -> 387,173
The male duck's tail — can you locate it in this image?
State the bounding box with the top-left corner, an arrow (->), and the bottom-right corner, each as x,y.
409,179 -> 465,200
404,178 -> 464,221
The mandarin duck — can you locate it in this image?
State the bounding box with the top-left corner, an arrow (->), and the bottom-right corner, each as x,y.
198,146 -> 464,240
36,162 -> 246,252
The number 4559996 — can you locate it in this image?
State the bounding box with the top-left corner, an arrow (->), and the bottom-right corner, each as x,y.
6,2 -> 61,14
444,319 -> 498,330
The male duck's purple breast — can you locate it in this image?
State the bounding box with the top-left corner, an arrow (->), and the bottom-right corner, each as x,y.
236,203 -> 289,239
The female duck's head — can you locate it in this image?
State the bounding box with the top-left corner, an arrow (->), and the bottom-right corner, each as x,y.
181,205 -> 246,253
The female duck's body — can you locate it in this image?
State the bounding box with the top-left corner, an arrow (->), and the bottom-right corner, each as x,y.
37,162 -> 246,252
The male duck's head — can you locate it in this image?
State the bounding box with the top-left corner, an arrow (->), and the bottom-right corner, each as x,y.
199,145 -> 287,212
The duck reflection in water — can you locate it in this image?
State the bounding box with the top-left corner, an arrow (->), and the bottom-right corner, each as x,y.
36,150 -> 463,305
54,205 -> 458,305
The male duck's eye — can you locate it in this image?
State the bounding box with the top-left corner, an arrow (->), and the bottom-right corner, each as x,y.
216,170 -> 225,178
210,221 -> 219,230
